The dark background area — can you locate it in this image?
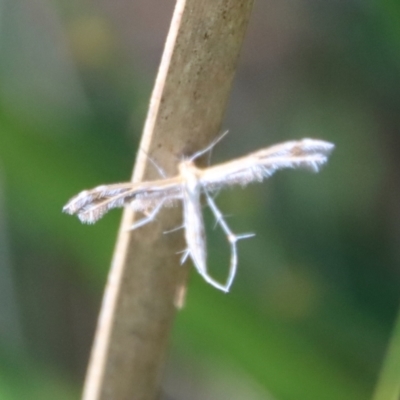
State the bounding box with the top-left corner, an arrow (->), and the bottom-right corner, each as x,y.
0,0 -> 399,399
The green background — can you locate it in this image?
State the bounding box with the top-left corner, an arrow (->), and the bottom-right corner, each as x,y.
0,0 -> 399,399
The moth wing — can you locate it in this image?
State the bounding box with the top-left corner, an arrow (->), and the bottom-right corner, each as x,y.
63,178 -> 182,224
200,139 -> 334,190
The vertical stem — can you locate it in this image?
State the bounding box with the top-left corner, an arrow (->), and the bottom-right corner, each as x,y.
82,0 -> 255,399
372,309 -> 400,400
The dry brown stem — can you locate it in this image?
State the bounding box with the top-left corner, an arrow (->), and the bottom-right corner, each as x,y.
82,0 -> 255,399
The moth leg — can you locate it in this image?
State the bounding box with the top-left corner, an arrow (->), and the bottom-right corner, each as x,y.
179,244 -> 234,292
201,190 -> 229,230
140,149 -> 167,178
163,224 -> 185,235
128,199 -> 166,230
204,191 -> 255,291
195,265 -> 239,293
212,209 -> 231,230
178,249 -> 190,264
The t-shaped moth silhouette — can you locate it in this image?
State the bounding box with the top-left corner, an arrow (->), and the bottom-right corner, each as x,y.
63,136 -> 334,292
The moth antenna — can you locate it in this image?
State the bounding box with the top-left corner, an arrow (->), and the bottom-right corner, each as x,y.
189,130 -> 229,161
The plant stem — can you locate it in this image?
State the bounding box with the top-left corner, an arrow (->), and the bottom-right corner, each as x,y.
82,0 -> 255,399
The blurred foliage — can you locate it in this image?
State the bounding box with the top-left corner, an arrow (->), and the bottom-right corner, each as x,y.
0,0 -> 400,399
